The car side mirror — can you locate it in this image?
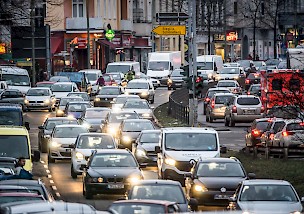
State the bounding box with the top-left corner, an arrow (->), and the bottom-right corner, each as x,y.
188,198 -> 198,211
24,122 -> 30,130
38,126 -> 44,130
32,150 -> 40,162
155,146 -> 161,153
228,196 -> 237,202
248,173 -> 256,179
220,145 -> 227,154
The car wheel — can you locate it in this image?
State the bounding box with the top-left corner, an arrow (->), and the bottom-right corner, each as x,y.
206,113 -> 210,122
150,96 -> 155,104
84,186 -> 93,199
224,116 -> 229,126
71,165 -> 77,179
229,116 -> 235,127
48,151 -> 55,163
41,141 -> 48,153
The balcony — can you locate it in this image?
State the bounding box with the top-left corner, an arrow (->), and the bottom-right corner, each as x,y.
66,17 -> 103,30
120,20 -> 133,31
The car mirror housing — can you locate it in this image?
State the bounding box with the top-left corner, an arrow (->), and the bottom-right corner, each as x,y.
228,196 -> 237,202
248,173 -> 256,179
155,146 -> 161,153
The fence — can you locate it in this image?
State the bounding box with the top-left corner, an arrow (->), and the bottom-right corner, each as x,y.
168,88 -> 189,124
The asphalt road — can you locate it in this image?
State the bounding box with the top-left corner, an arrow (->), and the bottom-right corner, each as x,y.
25,87 -> 249,211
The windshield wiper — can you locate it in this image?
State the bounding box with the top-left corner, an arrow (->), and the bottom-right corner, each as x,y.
166,147 -> 181,151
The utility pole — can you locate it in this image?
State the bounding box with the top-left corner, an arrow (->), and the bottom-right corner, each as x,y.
86,0 -> 91,68
224,0 -> 227,62
30,0 -> 36,84
152,0 -> 156,52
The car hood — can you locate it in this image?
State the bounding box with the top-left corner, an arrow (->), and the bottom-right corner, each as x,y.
96,94 -> 119,98
112,104 -> 123,109
123,108 -> 152,115
53,92 -> 70,99
85,118 -> 104,125
25,95 -> 51,101
125,89 -> 149,93
238,201 -> 302,213
75,148 -> 114,156
197,177 -> 245,189
8,86 -> 30,94
165,151 -> 219,161
88,167 -> 141,177
122,131 -> 141,140
138,143 -> 158,152
52,137 -> 77,145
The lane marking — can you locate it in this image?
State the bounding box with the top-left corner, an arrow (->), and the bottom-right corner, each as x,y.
159,94 -> 164,97
50,180 -> 54,184
43,165 -> 48,169
46,169 -> 50,174
40,160 -> 45,164
51,186 -> 57,191
47,174 -> 52,178
56,192 -> 61,197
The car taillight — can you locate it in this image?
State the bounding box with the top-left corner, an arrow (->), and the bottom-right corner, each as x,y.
232,106 -> 237,113
247,91 -> 250,95
252,129 -> 260,137
196,76 -> 202,83
205,97 -> 210,102
211,100 -> 215,109
261,106 -> 265,113
282,131 -> 295,137
245,79 -> 250,84
269,133 -> 274,140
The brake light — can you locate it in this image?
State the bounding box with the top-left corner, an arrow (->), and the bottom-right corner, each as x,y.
261,106 -> 265,113
300,122 -> 304,126
282,131 -> 295,137
245,79 -> 250,84
269,133 -> 274,140
205,97 -> 210,102
247,91 -> 250,95
211,100 -> 215,109
252,129 -> 260,136
232,106 -> 237,113
196,76 -> 202,83
254,73 -> 260,78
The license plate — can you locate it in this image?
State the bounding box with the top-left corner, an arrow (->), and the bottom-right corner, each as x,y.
108,184 -> 124,189
244,110 -> 255,115
214,194 -> 230,199
66,149 -> 71,152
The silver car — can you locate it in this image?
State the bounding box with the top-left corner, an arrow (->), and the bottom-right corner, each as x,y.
216,80 -> 242,94
224,95 -> 263,127
122,99 -> 154,121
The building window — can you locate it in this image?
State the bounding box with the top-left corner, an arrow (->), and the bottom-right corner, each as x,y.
97,0 -> 101,17
104,0 -> 107,19
72,0 -> 85,18
233,1 -> 237,14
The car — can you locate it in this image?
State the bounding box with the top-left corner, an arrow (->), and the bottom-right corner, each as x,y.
121,99 -> 155,121
228,179 -> 303,213
79,107 -> 111,132
214,67 -> 245,82
185,158 -> 255,207
47,124 -> 89,163
0,185 -> 29,193
102,111 -> 140,137
245,118 -> 275,147
63,101 -> 92,119
71,133 -> 117,178
265,58 -> 281,66
94,86 -> 123,107
56,96 -> 84,117
0,179 -> 54,202
107,72 -> 124,86
51,82 -> 79,105
126,180 -> 197,212
82,149 -> 144,199
111,94 -> 141,110
0,192 -> 45,205
24,87 -> 56,112
0,89 -> 25,109
67,92 -> 90,101
102,74 -> 117,86
259,65 -> 278,72
117,119 -> 155,150
167,69 -> 185,90
125,79 -> 155,104
216,80 -> 242,94
38,117 -> 79,153
0,157 -> 17,175
132,130 -> 161,165
49,76 -> 70,82
224,95 -> 264,127
244,73 -> 260,90
203,87 -> 231,115
252,61 -> 266,71
35,81 -> 55,89
0,104 -> 29,129
260,118 -> 286,147
108,200 -> 181,214
134,71 -> 161,88
247,83 -> 261,96
205,92 -> 235,123
237,60 -> 254,73
79,69 -> 102,95
272,119 -> 304,148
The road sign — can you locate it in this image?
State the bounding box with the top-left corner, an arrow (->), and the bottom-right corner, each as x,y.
105,29 -> 115,41
152,25 -> 186,35
156,12 -> 189,22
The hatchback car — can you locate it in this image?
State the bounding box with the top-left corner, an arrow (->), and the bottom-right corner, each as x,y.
79,107 -> 111,132
122,99 -> 154,121
185,158 -> 255,207
245,73 -> 260,90
56,96 -> 84,117
111,94 -> 141,110
228,179 -> 303,213
206,93 -> 235,123
214,67 -> 245,82
0,89 -> 25,108
117,119 -> 155,150
125,79 -> 155,104
168,69 -> 185,90
67,92 -> 90,101
64,101 -> 92,119
245,118 -> 274,147
247,83 -> 261,96
203,87 -> 231,115
94,86 -> 123,107
82,149 -> 144,199
216,80 -> 242,94
24,88 -> 56,112
224,95 -> 264,127
71,133 -> 116,178
48,124 -> 89,163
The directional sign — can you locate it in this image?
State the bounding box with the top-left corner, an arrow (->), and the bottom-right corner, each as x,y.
152,25 -> 186,35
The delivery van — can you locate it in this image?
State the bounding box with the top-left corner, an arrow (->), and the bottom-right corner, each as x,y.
197,55 -> 223,80
106,62 -> 140,75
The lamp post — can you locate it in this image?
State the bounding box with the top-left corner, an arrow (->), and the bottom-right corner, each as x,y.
86,0 -> 91,68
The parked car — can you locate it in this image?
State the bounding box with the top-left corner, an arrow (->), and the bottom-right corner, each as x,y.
245,118 -> 274,147
203,87 -> 231,115
24,88 -> 56,112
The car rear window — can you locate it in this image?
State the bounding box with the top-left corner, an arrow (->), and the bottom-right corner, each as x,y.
215,95 -> 233,104
237,97 -> 260,105
256,121 -> 270,131
207,90 -> 230,97
286,123 -> 304,131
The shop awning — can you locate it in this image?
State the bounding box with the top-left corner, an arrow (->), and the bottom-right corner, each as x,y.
51,37 -> 64,55
97,39 -> 119,50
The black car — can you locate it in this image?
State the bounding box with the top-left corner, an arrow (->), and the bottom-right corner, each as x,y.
168,69 -> 185,90
247,84 -> 261,96
38,117 -> 79,153
244,73 -> 260,90
94,86 -> 123,107
79,107 -> 111,132
82,149 -> 144,199
184,157 -> 255,206
245,118 -> 273,147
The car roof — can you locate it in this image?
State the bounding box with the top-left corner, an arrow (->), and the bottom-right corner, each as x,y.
112,199 -> 177,206
140,130 -> 161,134
36,81 -> 55,84
198,157 -> 241,163
250,84 -> 261,87
46,117 -> 77,121
242,179 -> 291,185
94,149 -> 131,155
28,87 -> 50,90
68,92 -> 88,94
236,95 -> 260,98
284,119 -> 304,124
116,95 -> 140,98
213,92 -> 234,97
162,127 -> 217,133
101,86 -> 120,89
78,133 -> 112,137
109,110 -> 138,114
86,107 -> 110,111
0,179 -> 43,186
53,82 -> 74,85
208,87 -> 230,91
0,192 -> 39,196
123,119 -> 152,123
128,79 -> 150,83
54,124 -> 85,128
132,179 -> 181,186
217,80 -> 238,83
108,61 -> 138,65
0,103 -> 22,109
67,101 -> 91,104
61,96 -> 83,100
0,126 -> 28,135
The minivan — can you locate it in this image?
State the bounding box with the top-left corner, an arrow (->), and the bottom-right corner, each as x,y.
197,55 -> 223,80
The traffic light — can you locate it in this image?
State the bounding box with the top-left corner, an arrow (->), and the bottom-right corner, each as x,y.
181,65 -> 192,89
184,37 -> 189,64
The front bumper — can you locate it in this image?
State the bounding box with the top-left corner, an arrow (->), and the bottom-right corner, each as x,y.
210,111 -> 225,119
85,182 -> 132,194
49,146 -> 73,159
26,103 -> 52,110
192,189 -> 234,206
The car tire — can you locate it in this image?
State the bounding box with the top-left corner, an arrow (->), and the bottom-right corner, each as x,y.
48,152 -> 55,163
224,116 -> 229,126
84,186 -> 93,199
209,116 -> 214,123
41,141 -> 48,153
150,96 -> 155,104
71,165 -> 77,179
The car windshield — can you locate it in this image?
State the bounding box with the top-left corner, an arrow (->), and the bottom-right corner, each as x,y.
123,100 -> 150,109
126,82 -> 148,89
171,70 -> 183,77
67,93 -> 89,101
140,132 -> 161,143
165,133 -> 217,151
207,90 -> 230,97
85,109 -> 110,118
197,162 -> 245,177
256,121 -> 271,131
91,154 -> 137,167
77,135 -> 115,149
36,83 -> 53,89
130,185 -> 186,203
238,60 -> 251,68
217,82 -> 236,87
286,123 -> 304,131
109,113 -> 139,123
237,97 -> 260,105
67,103 -> 91,112
0,136 -> 29,158
123,122 -> 154,132
98,87 -> 120,95
219,68 -> 240,74
49,76 -> 70,82
59,97 -> 83,106
148,61 -> 169,71
197,62 -> 213,70
51,84 -> 72,92
45,119 -> 78,130
240,185 -> 298,202
27,89 -> 50,96
0,195 -> 43,204
103,75 -> 111,82
215,95 -> 234,104
250,85 -> 261,92
109,203 -> 165,214
253,61 -> 263,67
2,74 -> 30,86
111,74 -> 122,80
0,111 -> 21,126
106,65 -> 131,74
53,127 -> 88,138
86,73 -> 98,81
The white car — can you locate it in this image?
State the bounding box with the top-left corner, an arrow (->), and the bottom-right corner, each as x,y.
214,67 -> 245,82
121,99 -> 154,121
111,94 -> 141,111
216,80 -> 242,94
70,133 -> 117,178
51,82 -> 79,105
24,87 -> 56,112
48,124 -> 89,163
125,79 -> 155,104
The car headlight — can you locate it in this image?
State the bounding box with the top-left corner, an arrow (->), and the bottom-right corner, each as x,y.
125,91 -> 129,95
57,109 -> 63,114
67,114 -> 75,119
208,73 -> 212,78
122,136 -> 131,143
82,122 -> 91,129
165,158 -> 176,166
108,127 -> 117,135
142,113 -> 151,118
94,97 -> 100,102
141,91 -> 148,96
44,99 -> 50,104
75,152 -> 84,160
51,141 -> 61,148
136,149 -> 146,157
91,177 -> 104,183
234,76 -> 239,79
24,99 -> 29,104
194,184 -> 208,192
127,176 -> 141,184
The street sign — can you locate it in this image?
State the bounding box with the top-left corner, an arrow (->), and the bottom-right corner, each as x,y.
152,25 -> 186,35
156,12 -> 189,22
105,29 -> 115,41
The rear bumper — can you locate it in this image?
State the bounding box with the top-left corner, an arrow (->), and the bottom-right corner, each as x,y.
232,114 -> 263,122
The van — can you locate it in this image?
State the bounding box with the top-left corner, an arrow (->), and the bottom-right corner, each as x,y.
0,126 -> 40,172
106,61 -> 140,75
79,69 -> 102,95
0,104 -> 30,130
156,127 -> 220,184
197,55 -> 223,80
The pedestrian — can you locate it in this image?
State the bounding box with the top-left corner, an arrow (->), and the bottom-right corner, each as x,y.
14,157 -> 26,175
96,75 -> 105,87
14,157 -> 33,179
255,54 -> 259,61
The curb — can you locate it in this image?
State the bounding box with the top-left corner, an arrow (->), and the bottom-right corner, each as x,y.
153,105 -> 164,128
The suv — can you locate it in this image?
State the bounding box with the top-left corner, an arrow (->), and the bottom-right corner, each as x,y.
203,87 -> 231,115
245,118 -> 274,147
125,79 -> 155,104
224,95 -> 264,127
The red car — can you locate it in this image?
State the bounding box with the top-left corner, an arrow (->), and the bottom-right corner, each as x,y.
36,81 -> 55,89
102,74 -> 117,86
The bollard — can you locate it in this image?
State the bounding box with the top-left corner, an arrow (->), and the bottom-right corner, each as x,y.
283,148 -> 288,160
253,147 -> 258,158
265,147 -> 269,160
